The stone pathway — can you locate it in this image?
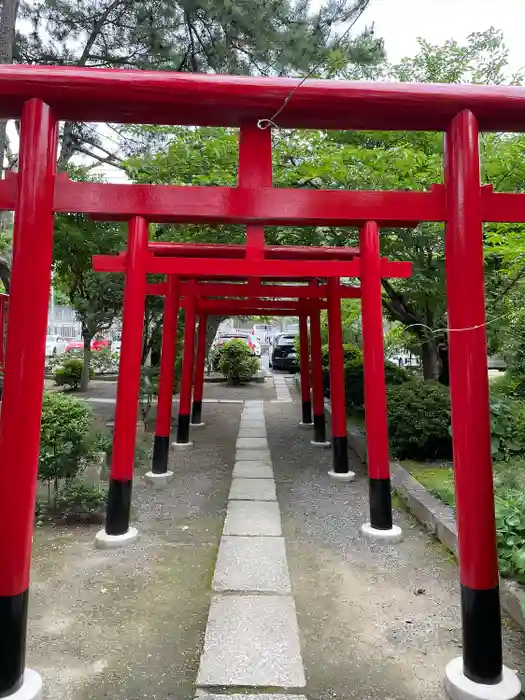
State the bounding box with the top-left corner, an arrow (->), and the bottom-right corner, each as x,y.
271,373 -> 294,403
25,377 -> 525,700
196,400 -> 307,697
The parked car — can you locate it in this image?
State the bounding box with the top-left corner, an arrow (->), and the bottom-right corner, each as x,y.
45,335 -> 67,356
91,337 -> 110,351
65,340 -> 83,353
269,332 -> 299,371
65,338 -> 111,353
211,332 -> 259,370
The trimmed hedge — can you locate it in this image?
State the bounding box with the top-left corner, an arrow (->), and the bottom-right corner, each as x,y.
321,343 -> 362,368
321,342 -> 410,408
387,380 -> 452,460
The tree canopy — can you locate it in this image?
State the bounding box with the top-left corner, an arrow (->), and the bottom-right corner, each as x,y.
122,28 -> 525,380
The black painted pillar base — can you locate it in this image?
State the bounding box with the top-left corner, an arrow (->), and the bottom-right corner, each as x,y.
332,435 -> 349,473
151,435 -> 169,474
461,584 -> 503,684
191,401 -> 202,425
301,400 -> 313,425
369,478 -> 393,530
176,413 -> 190,443
0,590 -> 28,697
313,413 -> 326,443
105,478 -> 132,536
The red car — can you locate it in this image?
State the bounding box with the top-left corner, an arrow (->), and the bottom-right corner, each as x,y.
65,340 -> 83,353
91,338 -> 109,351
65,338 -> 109,353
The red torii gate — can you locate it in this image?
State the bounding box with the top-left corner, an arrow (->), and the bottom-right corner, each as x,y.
93,238 -> 410,509
0,66 -> 523,700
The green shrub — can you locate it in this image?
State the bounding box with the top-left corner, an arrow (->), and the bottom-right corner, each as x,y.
385,362 -> 411,386
91,347 -> 119,375
495,489 -> 525,582
387,380 -> 452,460
210,345 -> 223,372
54,357 -> 93,389
324,356 -> 410,408
321,343 -> 362,367
54,479 -> 108,524
490,371 -> 525,399
342,359 -> 365,406
39,392 -> 97,501
490,397 -> 525,461
219,339 -> 259,383
139,367 -> 159,428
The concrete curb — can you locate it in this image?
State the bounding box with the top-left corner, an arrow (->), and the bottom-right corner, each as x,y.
334,408 -> 525,633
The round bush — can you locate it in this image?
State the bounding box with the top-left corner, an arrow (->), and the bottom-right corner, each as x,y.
387,380 -> 452,460
219,339 -> 259,383
327,358 -> 410,408
39,392 -> 96,490
54,357 -> 93,389
55,479 -> 108,524
321,343 -> 362,367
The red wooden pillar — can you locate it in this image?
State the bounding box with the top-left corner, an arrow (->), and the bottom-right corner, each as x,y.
176,293 -> 197,444
191,313 -> 207,426
360,222 -> 401,542
0,99 -> 57,698
97,216 -> 148,546
0,294 -> 7,372
309,305 -> 329,446
327,278 -> 354,480
443,111 -> 520,699
150,275 -> 179,477
298,313 -> 313,426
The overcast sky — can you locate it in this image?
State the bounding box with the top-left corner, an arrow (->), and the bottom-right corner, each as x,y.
354,0 -> 524,74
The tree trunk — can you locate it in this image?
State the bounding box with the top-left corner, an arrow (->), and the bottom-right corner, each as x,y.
437,342 -> 450,386
81,331 -> 92,391
421,338 -> 440,380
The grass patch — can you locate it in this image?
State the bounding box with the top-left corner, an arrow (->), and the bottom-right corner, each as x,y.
404,457 -> 525,588
403,460 -> 455,508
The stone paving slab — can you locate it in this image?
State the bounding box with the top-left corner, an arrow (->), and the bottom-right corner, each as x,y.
236,437 -> 268,449
196,695 -> 307,699
237,427 -> 267,438
235,449 -> 272,462
229,477 -> 276,501
240,414 -> 265,421
239,420 -> 266,429
233,462 -> 274,479
196,595 -> 306,687
229,478 -> 277,501
223,501 -> 282,536
213,536 -> 291,593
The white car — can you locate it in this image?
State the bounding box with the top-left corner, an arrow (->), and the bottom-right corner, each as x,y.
45,335 -> 67,356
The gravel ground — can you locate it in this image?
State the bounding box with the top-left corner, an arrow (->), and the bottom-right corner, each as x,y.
27,402 -> 241,700
266,395 -> 525,700
45,377 -> 277,426
25,375 -> 525,700
202,378 -> 276,402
